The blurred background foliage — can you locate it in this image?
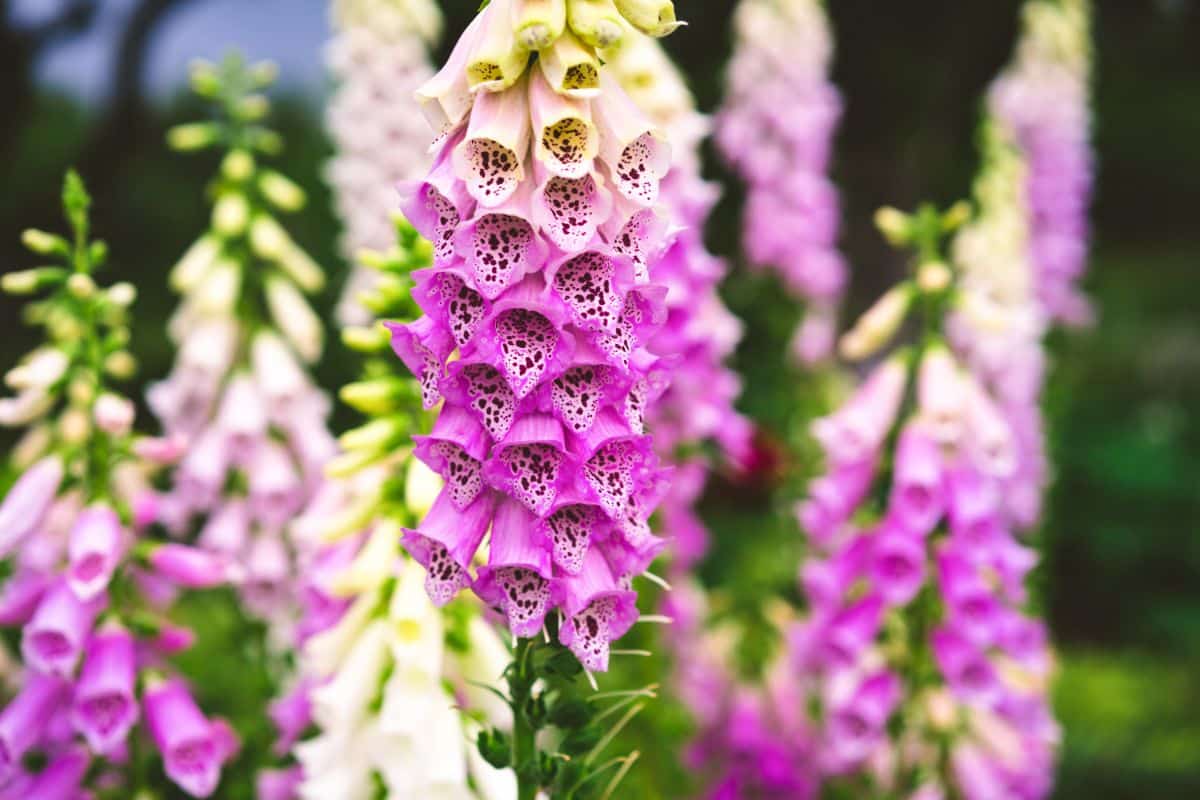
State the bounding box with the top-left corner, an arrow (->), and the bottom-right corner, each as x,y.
1,0 -> 1198,797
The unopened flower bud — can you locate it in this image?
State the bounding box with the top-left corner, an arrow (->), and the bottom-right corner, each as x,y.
194,260 -> 241,316
513,0 -> 567,50
2,269 -> 53,295
104,351 -> 137,380
94,393 -> 135,436
60,407 -> 92,444
66,273 -> 96,299
568,0 -> 626,48
213,194 -> 250,238
924,689 -> 959,732
221,150 -> 255,182
339,418 -> 408,454
13,424 -> 52,468
874,206 -> 912,246
250,217 -> 324,292
340,378 -> 414,416
106,282 -> 137,308
171,235 -> 221,293
167,122 -> 221,152
68,377 -> 95,406
917,261 -> 953,293
235,94 -> 270,121
839,284 -> 913,361
941,200 -> 972,232
264,275 -> 323,363
188,59 -> 221,95
258,171 -> 306,212
88,240 -> 108,266
134,435 -> 188,466
21,229 -> 68,256
341,326 -> 389,354
613,0 -> 681,37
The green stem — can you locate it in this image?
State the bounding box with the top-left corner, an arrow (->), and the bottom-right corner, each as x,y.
509,637 -> 540,800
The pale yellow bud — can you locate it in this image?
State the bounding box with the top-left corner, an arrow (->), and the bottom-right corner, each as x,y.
106,282 -> 137,308
167,122 -> 221,152
258,171 -> 306,212
839,284 -> 913,361
874,206 -> 911,246
59,407 -> 92,445
21,229 -> 65,256
213,194 -> 250,238
104,351 -> 137,380
221,150 -> 256,182
66,273 -> 96,299
917,261 -> 953,293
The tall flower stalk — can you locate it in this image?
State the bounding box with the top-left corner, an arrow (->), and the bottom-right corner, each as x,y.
391,1 -> 685,796
0,172 -> 235,798
788,196 -> 1061,798
717,0 -> 846,363
147,55 -> 336,642
326,0 -> 444,325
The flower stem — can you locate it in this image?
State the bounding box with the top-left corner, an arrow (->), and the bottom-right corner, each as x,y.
509,637 -> 540,800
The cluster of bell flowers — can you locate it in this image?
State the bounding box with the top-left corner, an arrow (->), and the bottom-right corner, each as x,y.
787,202 -> 1059,799
145,58 -> 339,645
716,0 -> 846,364
987,0 -> 1093,327
601,24 -> 754,570
326,0 -> 444,326
391,0 -> 687,672
0,173 -> 241,798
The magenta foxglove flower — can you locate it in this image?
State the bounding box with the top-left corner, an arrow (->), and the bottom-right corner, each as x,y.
66,504 -> 126,601
20,744 -> 89,799
147,543 -> 241,589
0,672 -> 70,782
716,0 -> 846,362
268,678 -> 313,757
0,568 -> 52,626
71,625 -> 139,754
144,678 -> 226,798
0,454 -> 63,557
395,7 -> 688,670
257,765 -> 304,800
21,578 -> 104,677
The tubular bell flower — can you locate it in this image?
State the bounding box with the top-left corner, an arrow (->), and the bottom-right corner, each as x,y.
396,0 -> 687,673
0,173 -> 234,796
717,0 -> 846,363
